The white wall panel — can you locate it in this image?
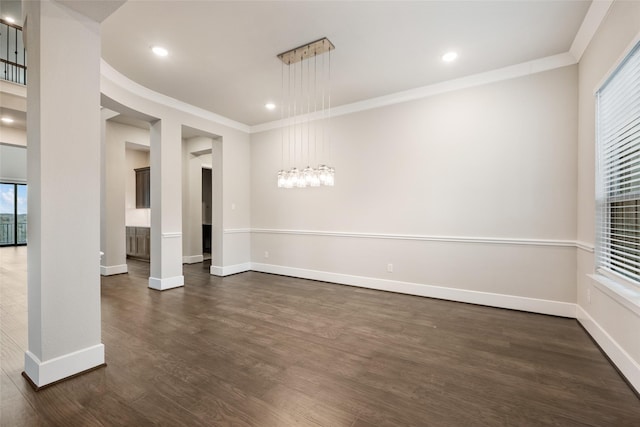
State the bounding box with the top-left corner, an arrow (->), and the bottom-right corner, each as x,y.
251,65 -> 578,305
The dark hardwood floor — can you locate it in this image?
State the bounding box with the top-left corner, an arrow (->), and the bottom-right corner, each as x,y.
1,246 -> 639,426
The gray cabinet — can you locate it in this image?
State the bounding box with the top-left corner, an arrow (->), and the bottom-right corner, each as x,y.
126,226 -> 150,260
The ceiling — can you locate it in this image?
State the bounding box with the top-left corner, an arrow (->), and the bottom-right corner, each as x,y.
1,1 -> 592,127
0,1 -> 22,24
100,1 -> 591,127
0,107 -> 26,130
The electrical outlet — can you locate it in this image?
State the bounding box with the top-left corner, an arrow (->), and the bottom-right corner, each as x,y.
264,251 -> 269,259
387,263 -> 393,273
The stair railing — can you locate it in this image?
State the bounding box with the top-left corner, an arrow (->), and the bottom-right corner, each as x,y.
0,18 -> 26,85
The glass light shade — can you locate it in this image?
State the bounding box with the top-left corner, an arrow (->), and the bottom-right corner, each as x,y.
310,170 -> 321,187
303,166 -> 314,185
286,171 -> 293,188
290,168 -> 300,187
276,41 -> 336,190
326,167 -> 335,186
318,165 -> 328,185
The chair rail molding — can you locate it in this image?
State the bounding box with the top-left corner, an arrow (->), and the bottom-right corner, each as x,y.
249,228 -> 581,248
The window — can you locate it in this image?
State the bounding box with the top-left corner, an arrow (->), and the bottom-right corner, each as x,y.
596,42 -> 640,285
0,183 -> 27,246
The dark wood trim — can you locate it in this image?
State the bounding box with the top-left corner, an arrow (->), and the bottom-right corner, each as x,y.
21,364 -> 107,392
0,58 -> 27,70
0,18 -> 22,31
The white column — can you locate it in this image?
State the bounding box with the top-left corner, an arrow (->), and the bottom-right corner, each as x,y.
149,119 -> 184,290
210,137 -> 224,275
185,145 -> 204,262
23,0 -> 104,388
100,110 -> 127,276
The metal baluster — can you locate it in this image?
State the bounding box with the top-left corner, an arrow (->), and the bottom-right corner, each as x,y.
6,22 -> 9,82
0,20 -> 26,84
13,26 -> 17,83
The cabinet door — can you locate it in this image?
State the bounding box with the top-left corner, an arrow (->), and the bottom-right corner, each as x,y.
135,167 -> 150,209
135,227 -> 150,259
145,229 -> 150,259
126,227 -> 135,256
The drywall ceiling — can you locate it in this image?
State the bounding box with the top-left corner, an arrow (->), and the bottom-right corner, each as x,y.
0,107 -> 26,130
0,1 -> 22,25
101,1 -> 591,126
108,114 -> 150,131
3,1 -> 591,127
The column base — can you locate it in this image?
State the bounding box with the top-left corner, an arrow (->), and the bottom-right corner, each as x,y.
23,344 -> 105,389
148,275 -> 184,291
100,264 -> 128,276
210,263 -> 251,276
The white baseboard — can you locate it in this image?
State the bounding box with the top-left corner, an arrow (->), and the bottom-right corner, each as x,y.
148,275 -> 184,291
210,262 -> 251,277
23,344 -> 105,388
576,305 -> 640,394
182,255 -> 204,264
100,264 -> 128,276
250,263 -> 576,318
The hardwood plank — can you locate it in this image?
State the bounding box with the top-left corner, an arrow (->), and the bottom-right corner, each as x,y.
1,248 -> 639,426
1,370 -> 45,427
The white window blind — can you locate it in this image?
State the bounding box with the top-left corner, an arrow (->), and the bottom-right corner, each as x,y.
596,42 -> 640,286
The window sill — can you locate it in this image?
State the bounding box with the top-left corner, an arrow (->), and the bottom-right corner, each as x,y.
588,273 -> 640,318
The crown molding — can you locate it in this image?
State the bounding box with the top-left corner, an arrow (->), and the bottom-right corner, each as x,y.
250,52 -> 576,134
569,0 -> 614,62
100,59 -> 250,133
96,2 -> 608,136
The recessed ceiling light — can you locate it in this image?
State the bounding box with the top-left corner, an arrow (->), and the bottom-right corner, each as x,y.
442,51 -> 458,62
1,117 -> 14,124
151,46 -> 168,57
5,16 -> 15,24
265,103 -> 276,110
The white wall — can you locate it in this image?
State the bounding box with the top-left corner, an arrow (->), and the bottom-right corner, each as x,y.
101,64 -> 251,273
576,0 -> 640,393
0,84 -> 27,147
181,136 -> 214,263
101,118 -> 232,268
107,123 -> 222,267
101,120 -> 149,272
251,65 -> 578,316
0,125 -> 26,146
0,143 -> 27,182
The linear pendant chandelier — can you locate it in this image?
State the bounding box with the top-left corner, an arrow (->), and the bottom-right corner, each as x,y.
277,38 -> 335,189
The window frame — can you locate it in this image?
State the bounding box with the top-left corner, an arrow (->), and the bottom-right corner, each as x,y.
595,40 -> 640,289
0,182 -> 27,247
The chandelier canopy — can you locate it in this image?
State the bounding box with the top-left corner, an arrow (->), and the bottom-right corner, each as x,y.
276,38 -> 335,189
